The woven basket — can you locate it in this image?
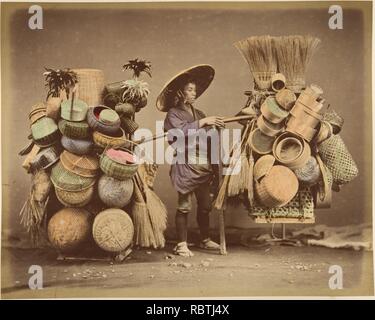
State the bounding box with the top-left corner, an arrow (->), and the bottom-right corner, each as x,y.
103,92 -> 121,109
98,175 -> 134,208
100,149 -> 139,180
318,134 -> 358,185
294,156 -> 321,186
29,145 -> 61,172
73,69 -> 105,106
51,161 -> 96,191
260,97 -> 289,124
61,136 -> 93,155
252,71 -> 276,91
322,109 -> 344,134
251,187 -> 314,219
121,116 -> 139,135
257,115 -> 284,137
105,81 -> 125,96
92,208 -> 134,253
31,117 -> 60,147
316,121 -> 333,144
271,73 -> 286,92
55,186 -> 94,207
61,98 -> 89,122
290,101 -> 322,126
296,91 -> 324,113
253,155 -> 275,181
275,89 -> 296,111
48,208 -> 92,252
249,128 -> 275,155
60,150 -> 99,178
29,102 -> 47,124
58,119 -> 90,139
46,97 -> 62,120
115,103 -> 136,117
93,128 -> 128,149
286,116 -> 318,142
273,133 -> 311,170
87,106 -> 121,135
254,165 -> 299,207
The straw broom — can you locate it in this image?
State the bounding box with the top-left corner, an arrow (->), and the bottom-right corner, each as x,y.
274,35 -> 321,92
234,35 -> 277,90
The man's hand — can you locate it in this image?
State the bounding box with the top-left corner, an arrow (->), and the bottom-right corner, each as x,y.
199,116 -> 225,128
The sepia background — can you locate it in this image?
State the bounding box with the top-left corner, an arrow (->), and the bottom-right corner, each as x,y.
1,1 -> 372,240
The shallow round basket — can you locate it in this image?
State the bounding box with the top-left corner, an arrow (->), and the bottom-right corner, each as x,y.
275,89 -> 296,111
249,128 -> 275,155
99,148 -> 139,180
58,119 -> 91,139
31,117 -> 60,147
92,208 -> 134,253
55,186 -> 94,207
48,208 -> 92,252
254,165 -> 299,207
87,106 -> 121,135
253,154 -> 276,182
257,115 -> 284,137
93,127 -> 128,149
61,136 -> 93,155
98,175 -> 134,208
60,150 -> 99,178
260,96 -> 289,124
51,161 -> 96,191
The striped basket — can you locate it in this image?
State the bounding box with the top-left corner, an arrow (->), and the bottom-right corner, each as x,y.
58,119 -> 90,139
121,116 -> 139,135
73,69 -> 105,106
55,186 -> 94,208
29,145 -> 61,172
93,128 -> 128,149
100,149 -> 138,180
31,117 -> 60,147
61,136 -> 93,155
87,106 -> 121,135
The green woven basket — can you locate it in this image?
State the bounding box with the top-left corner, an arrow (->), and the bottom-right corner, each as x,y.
61,98 -> 89,122
100,152 -> 138,180
58,119 -> 91,139
31,117 -> 60,147
51,161 -> 96,191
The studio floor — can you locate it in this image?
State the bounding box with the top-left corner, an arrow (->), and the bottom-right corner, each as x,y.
1,243 -> 373,299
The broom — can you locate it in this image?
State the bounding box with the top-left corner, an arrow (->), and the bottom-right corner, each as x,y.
234,35 -> 277,90
274,35 -> 321,92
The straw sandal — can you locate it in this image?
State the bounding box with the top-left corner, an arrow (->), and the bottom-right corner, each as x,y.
173,242 -> 194,257
199,238 -> 220,250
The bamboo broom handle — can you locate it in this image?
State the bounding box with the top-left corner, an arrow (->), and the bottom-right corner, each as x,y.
133,115 -> 255,145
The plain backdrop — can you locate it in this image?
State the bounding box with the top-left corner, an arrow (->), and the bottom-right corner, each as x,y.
1,2 -> 372,238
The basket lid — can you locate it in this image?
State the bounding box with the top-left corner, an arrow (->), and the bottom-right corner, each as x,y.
99,109 -> 120,125
254,155 -> 275,181
60,150 -> 99,177
92,208 -> 134,252
261,97 -> 289,124
249,128 -> 275,155
51,161 -> 96,191
61,98 -> 89,122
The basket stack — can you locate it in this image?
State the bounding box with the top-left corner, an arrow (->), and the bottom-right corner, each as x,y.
19,68 -> 150,254
220,35 -> 358,222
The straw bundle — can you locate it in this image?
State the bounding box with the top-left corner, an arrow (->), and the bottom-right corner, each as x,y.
234,35 -> 277,90
274,35 -> 321,92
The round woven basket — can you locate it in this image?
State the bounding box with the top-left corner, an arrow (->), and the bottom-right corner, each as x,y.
294,156 -> 321,185
275,89 -> 296,111
121,116 -> 139,135
61,98 -> 89,122
31,117 -> 60,147
255,165 -> 299,207
87,106 -> 121,135
318,134 -> 358,185
273,133 -> 311,170
260,96 -> 289,124
98,175 -> 134,208
249,128 -> 275,155
73,69 -> 105,106
93,128 -> 128,149
115,103 -> 136,117
48,208 -> 92,252
253,155 -> 275,182
51,161 -> 96,191
257,115 -> 284,137
29,145 -> 61,172
100,149 -> 138,180
29,102 -> 47,124
58,119 -> 90,139
55,186 -> 94,207
93,208 -> 134,253
60,150 -> 99,178
61,136 -> 93,155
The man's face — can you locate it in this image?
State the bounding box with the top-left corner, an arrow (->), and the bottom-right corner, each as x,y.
183,82 -> 196,104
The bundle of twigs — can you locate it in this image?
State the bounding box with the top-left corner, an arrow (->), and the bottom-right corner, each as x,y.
234,35 -> 277,90
274,35 -> 321,92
